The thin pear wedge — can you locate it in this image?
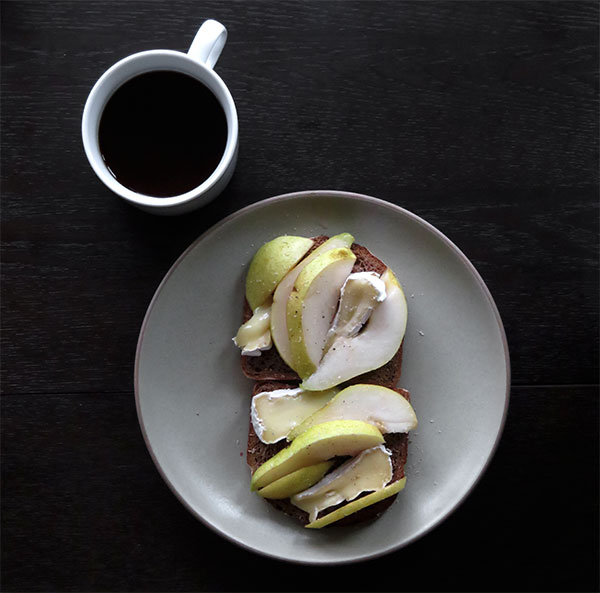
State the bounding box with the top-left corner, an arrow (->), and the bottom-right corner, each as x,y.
270,233 -> 354,369
301,268 -> 408,391
250,420 -> 384,491
288,384 -> 417,440
305,477 -> 407,529
287,247 -> 356,378
257,461 -> 334,499
246,235 -> 314,310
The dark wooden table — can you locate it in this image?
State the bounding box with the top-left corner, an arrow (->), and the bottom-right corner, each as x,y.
2,1 -> 598,591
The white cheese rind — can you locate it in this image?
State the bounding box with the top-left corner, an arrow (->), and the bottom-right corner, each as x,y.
301,268 -> 408,391
251,387 -> 337,444
290,445 -> 393,522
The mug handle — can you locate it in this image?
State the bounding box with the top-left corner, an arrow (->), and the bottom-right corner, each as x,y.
188,20 -> 227,69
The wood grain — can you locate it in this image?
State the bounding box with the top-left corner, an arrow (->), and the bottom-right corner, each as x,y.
1,1 -> 597,394
1,1 -> 598,591
1,386 -> 597,591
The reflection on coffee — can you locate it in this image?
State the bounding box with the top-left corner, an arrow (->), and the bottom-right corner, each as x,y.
98,70 -> 227,197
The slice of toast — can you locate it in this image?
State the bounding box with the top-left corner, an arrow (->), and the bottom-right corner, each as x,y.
247,381 -> 410,526
240,236 -> 404,387
241,235 -> 409,527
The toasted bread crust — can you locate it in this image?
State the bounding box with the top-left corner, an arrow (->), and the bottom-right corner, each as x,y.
241,236 -> 409,527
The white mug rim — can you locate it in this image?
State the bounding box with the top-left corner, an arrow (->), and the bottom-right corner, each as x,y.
81,49 -> 238,208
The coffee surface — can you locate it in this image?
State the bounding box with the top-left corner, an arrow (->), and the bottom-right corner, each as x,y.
99,70 -> 227,197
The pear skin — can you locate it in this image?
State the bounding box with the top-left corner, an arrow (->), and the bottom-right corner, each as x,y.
250,420 -> 384,491
305,477 -> 407,528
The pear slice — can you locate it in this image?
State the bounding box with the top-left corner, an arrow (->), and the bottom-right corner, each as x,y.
288,384 -> 417,440
250,420 -> 384,491
305,477 -> 407,529
287,247 -> 356,378
270,233 -> 354,369
245,235 -> 314,311
251,386 -> 338,444
301,268 -> 408,391
257,461 -> 334,499
291,445 -> 393,522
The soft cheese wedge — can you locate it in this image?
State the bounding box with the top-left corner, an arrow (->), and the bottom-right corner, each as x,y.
305,477 -> 407,529
323,272 -> 386,353
287,247 -> 356,378
251,386 -> 338,444
288,384 -> 417,440
301,268 -> 408,391
257,461 -> 334,499
291,445 -> 393,522
250,420 -> 384,491
233,301 -> 272,356
270,233 -> 354,369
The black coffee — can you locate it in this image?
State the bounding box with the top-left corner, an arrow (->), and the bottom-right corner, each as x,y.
98,70 -> 227,197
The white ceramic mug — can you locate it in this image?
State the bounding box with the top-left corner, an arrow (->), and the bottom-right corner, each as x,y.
81,20 -> 238,215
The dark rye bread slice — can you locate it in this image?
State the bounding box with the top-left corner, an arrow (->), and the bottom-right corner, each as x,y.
247,381 -> 410,527
240,236 -> 404,387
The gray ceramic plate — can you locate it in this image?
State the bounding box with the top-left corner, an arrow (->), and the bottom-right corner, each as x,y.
135,190 -> 510,564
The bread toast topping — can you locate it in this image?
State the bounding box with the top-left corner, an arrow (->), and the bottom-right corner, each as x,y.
300,268 -> 407,391
305,477 -> 407,529
237,234 -> 416,528
287,384 -> 417,440
324,271 -> 386,352
251,386 -> 338,444
250,420 -> 385,491
290,445 -> 393,522
233,302 -> 272,356
257,461 -> 334,500
269,233 -> 355,368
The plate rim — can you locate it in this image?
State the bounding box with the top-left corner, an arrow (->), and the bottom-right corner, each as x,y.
134,189 -> 511,564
